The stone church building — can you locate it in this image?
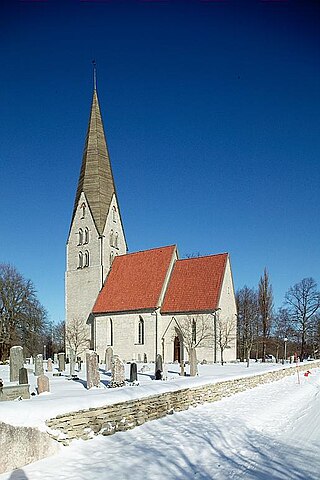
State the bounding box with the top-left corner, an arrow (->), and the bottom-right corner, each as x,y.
66,85 -> 237,364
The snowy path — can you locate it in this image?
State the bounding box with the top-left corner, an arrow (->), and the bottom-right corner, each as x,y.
2,368 -> 319,480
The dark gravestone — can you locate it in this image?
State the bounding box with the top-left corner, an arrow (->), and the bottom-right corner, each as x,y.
155,354 -> 163,379
143,353 -> 147,363
130,362 -> 137,382
19,367 -> 28,385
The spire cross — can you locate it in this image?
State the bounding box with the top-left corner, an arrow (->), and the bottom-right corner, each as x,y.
92,59 -> 97,91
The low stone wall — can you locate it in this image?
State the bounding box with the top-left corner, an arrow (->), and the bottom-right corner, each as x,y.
0,422 -> 59,474
47,360 -> 320,444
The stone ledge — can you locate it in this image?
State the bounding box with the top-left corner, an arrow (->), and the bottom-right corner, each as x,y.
46,361 -> 320,444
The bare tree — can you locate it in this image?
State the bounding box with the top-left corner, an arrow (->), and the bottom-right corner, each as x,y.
174,314 -> 213,375
217,316 -> 236,365
65,317 -> 90,359
0,264 -> 47,361
258,268 -> 273,362
236,286 -> 258,367
285,278 -> 320,360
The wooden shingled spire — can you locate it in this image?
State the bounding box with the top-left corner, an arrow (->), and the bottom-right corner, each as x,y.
72,83 -> 116,235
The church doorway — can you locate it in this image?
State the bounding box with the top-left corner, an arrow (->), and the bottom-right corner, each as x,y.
174,336 -> 181,363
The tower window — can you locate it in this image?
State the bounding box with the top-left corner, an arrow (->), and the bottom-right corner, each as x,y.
110,229 -> 114,247
84,227 -> 89,244
112,206 -> 117,222
84,250 -> 90,267
138,317 -> 144,345
81,203 -> 86,219
110,251 -> 114,265
78,252 -> 83,269
78,228 -> 83,246
115,232 -> 119,249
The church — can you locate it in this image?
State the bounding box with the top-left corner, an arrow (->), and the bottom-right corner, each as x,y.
65,83 -> 237,365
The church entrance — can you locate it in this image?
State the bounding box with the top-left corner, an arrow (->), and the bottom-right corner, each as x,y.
174,336 -> 181,363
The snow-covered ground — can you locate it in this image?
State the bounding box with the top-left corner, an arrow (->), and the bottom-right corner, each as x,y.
1,362 -> 319,479
0,360 -> 306,429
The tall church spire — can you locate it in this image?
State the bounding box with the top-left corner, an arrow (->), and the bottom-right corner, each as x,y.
72,84 -> 116,235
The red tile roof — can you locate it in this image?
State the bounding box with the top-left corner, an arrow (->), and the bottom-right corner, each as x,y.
161,253 -> 228,314
92,245 -> 176,314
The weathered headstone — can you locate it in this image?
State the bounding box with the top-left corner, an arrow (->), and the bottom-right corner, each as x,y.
143,353 -> 147,363
130,362 -> 137,382
37,374 -> 50,394
47,358 -> 53,372
137,353 -> 141,362
69,349 -> 75,376
180,361 -> 185,376
86,351 -> 100,389
53,353 -> 58,364
34,354 -> 44,376
58,353 -> 65,372
9,346 -> 24,382
19,367 -> 28,385
105,347 -> 113,372
155,354 -> 163,380
189,348 -> 198,377
110,355 -> 125,388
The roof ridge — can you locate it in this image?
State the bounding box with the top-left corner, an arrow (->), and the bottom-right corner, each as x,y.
124,244 -> 176,257
178,252 -> 228,262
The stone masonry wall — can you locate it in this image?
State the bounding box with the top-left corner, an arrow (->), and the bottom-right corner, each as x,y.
46,361 -> 320,445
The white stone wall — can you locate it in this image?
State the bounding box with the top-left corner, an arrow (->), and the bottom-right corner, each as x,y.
95,312 -> 157,363
66,192 -> 126,358
101,193 -> 127,279
216,256 -> 237,362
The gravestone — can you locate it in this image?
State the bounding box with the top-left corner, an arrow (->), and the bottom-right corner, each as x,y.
105,347 -> 113,372
130,362 -> 137,382
110,355 -> 125,388
189,349 -> 198,377
143,353 -> 147,363
69,349 -> 75,376
19,367 -> 28,385
180,361 -> 185,376
47,358 -> 53,372
37,374 -> 50,394
163,364 -> 168,381
9,346 -> 24,382
53,353 -> 58,364
34,354 -> 44,376
137,353 -> 141,362
58,353 -> 65,372
0,384 -> 30,401
86,351 -> 100,389
155,354 -> 163,380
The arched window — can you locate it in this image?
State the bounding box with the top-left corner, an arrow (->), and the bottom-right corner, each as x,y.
110,251 -> 114,265
138,317 -> 144,345
78,252 -> 83,269
84,250 -> 89,267
84,228 -> 89,244
112,206 -> 117,222
192,319 -> 197,344
109,318 -> 113,346
110,229 -> 114,247
78,228 -> 83,246
81,203 -> 86,219
115,232 -> 119,248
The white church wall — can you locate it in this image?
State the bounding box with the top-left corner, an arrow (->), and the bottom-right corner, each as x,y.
94,312 -> 157,363
66,192 -> 103,351
102,193 -> 126,279
216,256 -> 237,362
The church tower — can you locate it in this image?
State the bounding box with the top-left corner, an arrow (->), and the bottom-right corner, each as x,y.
65,80 -> 127,350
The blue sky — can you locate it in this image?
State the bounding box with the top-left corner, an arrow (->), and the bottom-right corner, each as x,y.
1,0 -> 319,323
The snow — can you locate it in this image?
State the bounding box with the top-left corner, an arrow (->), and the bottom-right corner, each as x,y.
1,362 -> 319,479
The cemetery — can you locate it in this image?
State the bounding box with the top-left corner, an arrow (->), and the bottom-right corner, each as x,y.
1,345 -> 319,473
